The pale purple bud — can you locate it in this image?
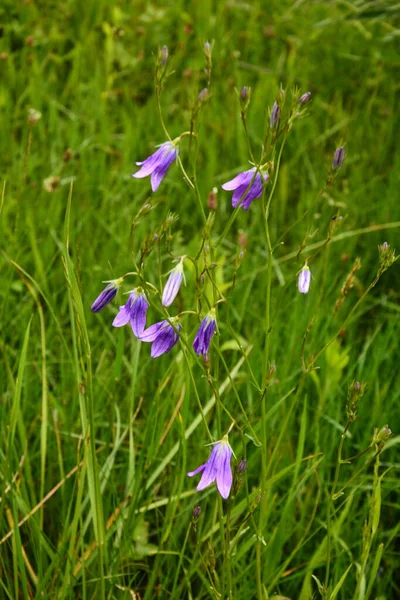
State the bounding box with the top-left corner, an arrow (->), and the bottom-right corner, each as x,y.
160,45 -> 168,66
237,459 -> 247,474
270,101 -> 280,128
162,261 -> 184,307
298,92 -> 311,105
198,88 -> 209,103
298,266 -> 311,294
332,146 -> 345,169
193,506 -> 201,519
240,86 -> 249,101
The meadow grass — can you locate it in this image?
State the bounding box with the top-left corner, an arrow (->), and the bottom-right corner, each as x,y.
0,1 -> 399,598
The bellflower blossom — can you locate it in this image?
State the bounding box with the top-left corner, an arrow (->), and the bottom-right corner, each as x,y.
162,259 -> 185,307
132,141 -> 179,192
140,319 -> 180,358
193,310 -> 217,356
91,278 -> 122,312
187,436 -> 233,499
298,265 -> 311,294
112,288 -> 148,337
221,167 -> 268,210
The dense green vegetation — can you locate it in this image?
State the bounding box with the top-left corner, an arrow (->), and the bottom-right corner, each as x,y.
1,1 -> 399,598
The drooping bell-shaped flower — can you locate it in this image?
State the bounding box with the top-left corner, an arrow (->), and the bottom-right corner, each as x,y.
193,310 -> 217,356
91,278 -> 123,312
162,259 -> 185,307
139,319 -> 180,358
132,140 -> 179,192
221,167 -> 268,211
297,265 -> 311,294
187,436 -> 233,500
112,288 -> 148,337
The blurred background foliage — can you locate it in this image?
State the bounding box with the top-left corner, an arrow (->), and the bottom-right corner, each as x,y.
0,1 -> 399,598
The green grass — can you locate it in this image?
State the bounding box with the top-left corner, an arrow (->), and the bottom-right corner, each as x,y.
1,1 -> 399,598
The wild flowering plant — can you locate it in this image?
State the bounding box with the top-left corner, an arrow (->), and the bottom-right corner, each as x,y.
90,43 -> 396,599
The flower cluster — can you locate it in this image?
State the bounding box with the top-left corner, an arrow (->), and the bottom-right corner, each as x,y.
91,260 -> 217,360
91,67 -> 344,506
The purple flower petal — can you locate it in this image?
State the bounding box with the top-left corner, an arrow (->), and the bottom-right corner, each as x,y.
215,445 -> 233,499
130,294 -> 148,336
133,145 -> 169,177
140,320 -> 166,342
150,149 -> 177,192
196,445 -> 220,491
187,464 -> 205,477
231,173 -> 263,210
150,324 -> 180,358
112,292 -> 136,327
221,169 -> 253,191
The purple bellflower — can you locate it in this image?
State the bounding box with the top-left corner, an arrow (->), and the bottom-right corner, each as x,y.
193,310 -> 217,356
140,319 -> 180,358
187,436 -> 233,500
91,278 -> 123,312
162,259 -> 185,307
298,265 -> 311,294
132,140 -> 179,192
112,288 -> 148,337
221,167 -> 268,210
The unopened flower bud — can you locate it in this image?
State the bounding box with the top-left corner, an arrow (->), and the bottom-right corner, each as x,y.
193,506 -> 201,520
238,231 -> 248,248
159,45 -> 168,66
270,101 -> 280,128
374,425 -> 392,449
237,459 -> 247,474
198,88 -> 209,104
207,188 -> 218,210
298,92 -> 311,105
347,380 -> 366,419
204,41 -> 212,59
378,242 -> 396,274
332,146 -> 345,170
63,148 -> 72,162
239,86 -> 251,113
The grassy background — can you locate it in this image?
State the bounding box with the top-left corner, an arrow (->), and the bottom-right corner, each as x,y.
1,0 -> 399,598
